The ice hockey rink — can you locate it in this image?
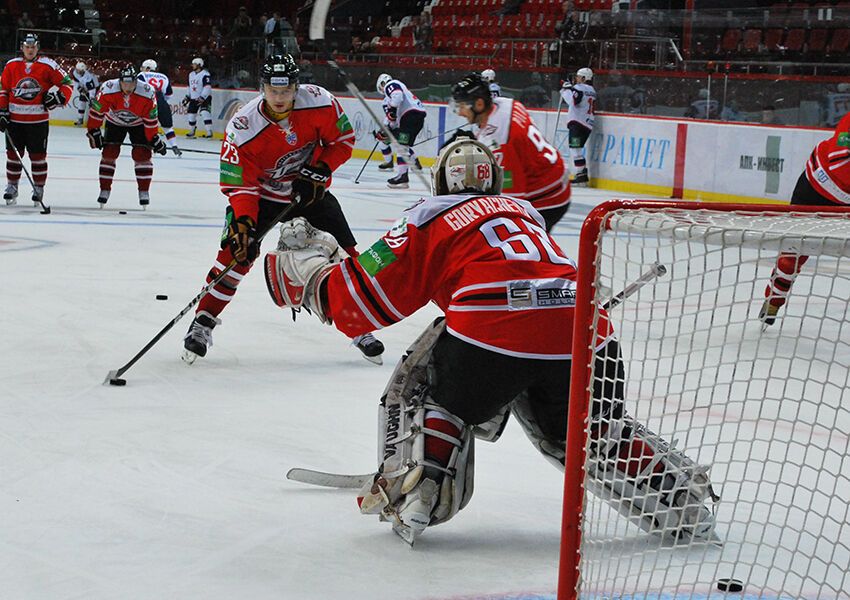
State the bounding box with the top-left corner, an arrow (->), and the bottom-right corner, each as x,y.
2,126 -> 847,600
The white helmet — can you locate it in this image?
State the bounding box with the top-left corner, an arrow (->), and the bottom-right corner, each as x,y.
576,67 -> 593,81
481,69 -> 496,83
141,59 -> 157,71
376,73 -> 392,94
75,61 -> 87,72
431,138 -> 502,196
192,57 -> 204,68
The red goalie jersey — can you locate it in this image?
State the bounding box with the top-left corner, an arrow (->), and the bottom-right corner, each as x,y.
219,85 -> 355,221
325,193 -> 612,358
0,56 -> 72,124
804,111 -> 850,204
476,97 -> 570,212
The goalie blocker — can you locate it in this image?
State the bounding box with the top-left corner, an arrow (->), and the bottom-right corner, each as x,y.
264,139 -> 718,543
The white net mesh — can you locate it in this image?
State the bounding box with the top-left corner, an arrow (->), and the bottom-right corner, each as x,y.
578,208 -> 850,600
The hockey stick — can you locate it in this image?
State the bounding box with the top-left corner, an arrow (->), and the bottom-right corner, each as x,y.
354,140 -> 379,184
286,468 -> 374,489
602,262 -> 667,311
4,130 -> 50,214
103,201 -> 301,386
309,0 -> 430,190
119,143 -> 218,155
411,124 -> 467,148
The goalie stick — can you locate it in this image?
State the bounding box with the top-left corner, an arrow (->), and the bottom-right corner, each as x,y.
309,0 -> 430,190
602,262 -> 667,310
103,201 -> 300,385
4,130 -> 50,214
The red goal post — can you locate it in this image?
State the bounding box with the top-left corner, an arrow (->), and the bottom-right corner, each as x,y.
560,200 -> 850,600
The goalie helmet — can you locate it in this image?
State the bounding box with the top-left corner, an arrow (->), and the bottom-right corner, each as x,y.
576,67 -> 593,81
141,59 -> 157,71
481,69 -> 496,83
261,54 -> 300,87
75,61 -> 87,72
118,65 -> 138,82
376,73 -> 392,94
191,57 -> 204,68
431,138 -> 502,196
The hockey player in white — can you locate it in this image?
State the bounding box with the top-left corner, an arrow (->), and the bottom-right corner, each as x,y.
559,67 -> 596,185
139,59 -> 181,156
374,73 -> 425,189
72,62 -> 99,126
182,57 -> 213,138
481,68 -> 500,97
264,139 -> 719,545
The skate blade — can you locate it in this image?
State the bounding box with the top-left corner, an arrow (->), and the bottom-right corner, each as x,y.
360,353 -> 383,366
181,349 -> 199,365
392,523 -> 417,547
387,183 -> 409,189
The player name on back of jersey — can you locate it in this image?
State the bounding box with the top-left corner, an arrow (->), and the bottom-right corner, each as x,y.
443,196 -> 531,231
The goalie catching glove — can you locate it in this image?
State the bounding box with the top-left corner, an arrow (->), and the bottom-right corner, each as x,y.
292,162 -> 331,206
264,217 -> 340,322
221,207 -> 258,266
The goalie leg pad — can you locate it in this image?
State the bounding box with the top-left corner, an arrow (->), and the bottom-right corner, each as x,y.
357,319 -> 475,543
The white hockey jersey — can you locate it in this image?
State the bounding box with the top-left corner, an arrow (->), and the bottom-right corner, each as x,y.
188,69 -> 211,101
138,71 -> 173,99
489,82 -> 501,97
72,69 -> 99,95
382,78 -> 424,125
559,82 -> 596,129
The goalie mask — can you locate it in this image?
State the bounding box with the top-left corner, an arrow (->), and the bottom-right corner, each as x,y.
431,139 -> 503,196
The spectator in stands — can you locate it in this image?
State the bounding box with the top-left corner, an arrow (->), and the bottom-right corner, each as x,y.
0,7 -> 12,52
721,100 -> 743,122
209,26 -> 224,52
495,0 -> 525,16
298,60 -> 315,85
265,13 -> 280,56
684,89 -> 719,120
232,6 -> 252,34
17,11 -> 35,30
520,72 -> 550,108
415,12 -> 433,53
761,105 -> 783,125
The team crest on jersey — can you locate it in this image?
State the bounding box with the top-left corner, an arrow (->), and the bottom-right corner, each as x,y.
110,109 -> 142,125
232,116 -> 249,130
265,144 -> 316,185
283,127 -> 298,145
12,77 -> 42,100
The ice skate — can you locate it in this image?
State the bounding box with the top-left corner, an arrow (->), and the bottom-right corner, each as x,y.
182,311 -> 220,364
97,189 -> 110,207
353,332 -> 385,365
758,299 -> 782,329
171,145 -> 183,157
74,118 -> 84,127
378,159 -> 394,170
413,157 -> 422,170
3,184 -> 18,205
573,169 -> 589,186
185,128 -> 196,138
31,186 -> 44,206
387,172 -> 409,189
139,190 -> 150,208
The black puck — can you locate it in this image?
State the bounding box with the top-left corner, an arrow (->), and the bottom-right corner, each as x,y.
155,294 -> 168,300
118,210 -> 127,214
716,578 -> 743,593
109,378 -> 127,386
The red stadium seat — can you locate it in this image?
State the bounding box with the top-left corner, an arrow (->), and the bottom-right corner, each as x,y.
742,29 -> 762,53
828,27 -> 850,53
721,28 -> 742,52
784,28 -> 805,52
808,28 -> 828,52
763,28 -> 784,51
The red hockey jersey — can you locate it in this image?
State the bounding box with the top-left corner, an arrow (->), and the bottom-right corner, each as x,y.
87,79 -> 158,140
219,85 -> 355,221
0,56 -> 72,124
325,193 -> 613,359
475,97 -> 571,212
805,111 -> 850,204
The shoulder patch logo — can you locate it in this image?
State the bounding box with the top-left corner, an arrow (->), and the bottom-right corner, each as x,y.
357,239 -> 398,276
838,132 -> 850,148
232,116 -> 249,130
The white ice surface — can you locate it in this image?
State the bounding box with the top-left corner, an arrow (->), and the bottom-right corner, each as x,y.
0,127 -> 633,600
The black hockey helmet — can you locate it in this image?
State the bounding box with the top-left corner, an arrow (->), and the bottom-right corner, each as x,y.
21,33 -> 39,46
119,65 -> 138,82
451,72 -> 492,107
261,54 -> 300,87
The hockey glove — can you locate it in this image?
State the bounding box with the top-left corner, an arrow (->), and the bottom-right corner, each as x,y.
0,108 -> 9,133
221,210 -> 258,266
43,90 -> 66,110
373,129 -> 389,143
181,95 -> 191,107
87,128 -> 103,150
150,134 -> 168,155
292,162 -> 331,207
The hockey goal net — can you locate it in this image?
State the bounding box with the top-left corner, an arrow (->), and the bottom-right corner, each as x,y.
560,201 -> 850,600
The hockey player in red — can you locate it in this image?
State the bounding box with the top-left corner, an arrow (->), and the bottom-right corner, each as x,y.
0,33 -> 72,206
760,111 -> 850,326
264,139 -> 717,544
86,65 -> 166,207
182,54 -> 384,364
448,72 -> 570,231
